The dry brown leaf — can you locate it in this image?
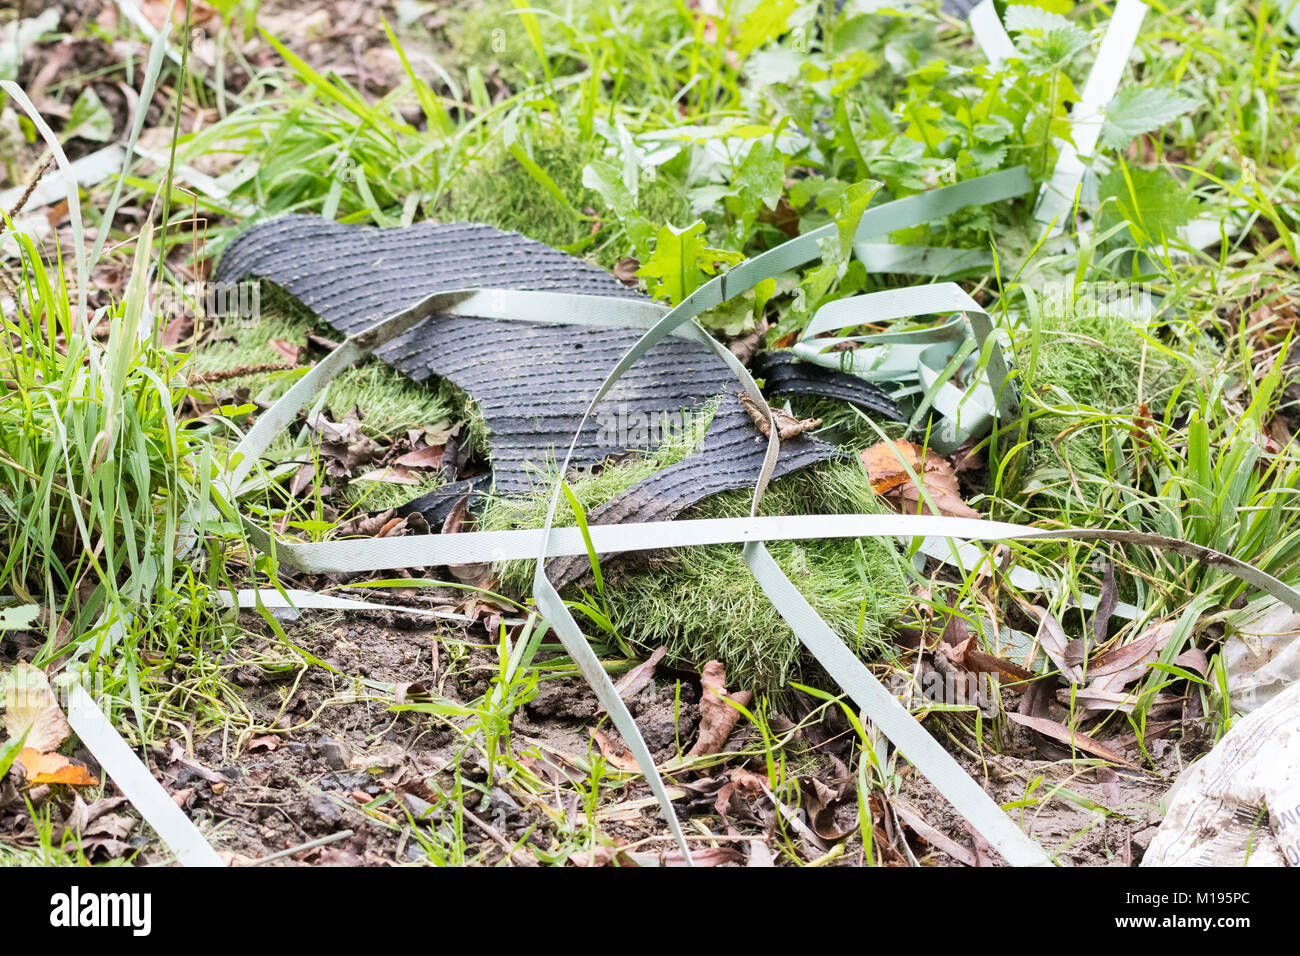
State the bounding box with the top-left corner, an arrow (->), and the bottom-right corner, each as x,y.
609,646 -> 668,706
1020,604 -> 1084,683
407,419 -> 456,449
797,772 -> 857,841
160,313 -> 195,350
245,735 -> 281,752
3,662 -> 71,753
288,462 -> 318,498
1082,621 -> 1177,717
588,728 -> 642,772
335,508 -> 398,537
688,660 -> 753,757
568,845 -> 639,867
307,406 -> 381,478
441,496 -> 492,585
628,846 -> 745,867
1007,714 -> 1134,767
728,319 -> 771,365
164,739 -> 225,783
17,748 -> 99,785
306,333 -> 341,353
962,647 -> 1036,683
892,797 -> 977,866
613,257 -> 641,287
1087,626 -> 1166,677
1173,647 -> 1209,677
860,439 -> 980,519
268,338 -> 306,363
393,445 -> 446,469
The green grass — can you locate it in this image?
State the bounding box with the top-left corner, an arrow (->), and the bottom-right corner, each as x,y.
4,0 -> 1300,866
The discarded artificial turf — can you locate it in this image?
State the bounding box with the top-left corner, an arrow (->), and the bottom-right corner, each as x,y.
480,415 -> 909,690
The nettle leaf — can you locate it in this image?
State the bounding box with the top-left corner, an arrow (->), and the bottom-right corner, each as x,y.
968,140 -> 1007,172
1100,86 -> 1199,151
793,179 -> 880,317
1004,5 -> 1077,34
734,140 -> 785,210
1010,0 -> 1073,12
63,86 -> 114,143
1097,165 -> 1201,245
735,0 -> 800,59
870,138 -> 931,193
1021,26 -> 1093,70
636,221 -> 743,304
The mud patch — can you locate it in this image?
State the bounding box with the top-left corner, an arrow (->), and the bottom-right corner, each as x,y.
893,720 -> 1211,866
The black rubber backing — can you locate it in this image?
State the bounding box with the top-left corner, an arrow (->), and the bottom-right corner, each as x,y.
755,350 -> 903,418
543,392 -> 843,588
215,217 -> 871,561
215,216 -> 744,495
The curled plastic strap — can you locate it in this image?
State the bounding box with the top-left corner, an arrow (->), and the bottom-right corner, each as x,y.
969,0 -> 1017,69
63,681 -> 224,867
854,242 -> 993,276
791,283 -> 1014,450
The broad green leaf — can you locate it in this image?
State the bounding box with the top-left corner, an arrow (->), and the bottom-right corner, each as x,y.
63,87 -> 114,143
736,0 -> 800,58
636,221 -> 742,304
724,138 -> 787,240
1097,165 -> 1201,245
0,727 -> 31,781
794,179 -> 880,317
1100,86 -> 1199,151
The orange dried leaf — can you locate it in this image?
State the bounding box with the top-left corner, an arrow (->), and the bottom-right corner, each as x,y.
861,439 -> 927,494
860,439 -> 981,519
18,748 -> 99,785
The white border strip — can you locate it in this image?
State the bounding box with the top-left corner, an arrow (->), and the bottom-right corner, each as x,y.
65,684 -> 224,867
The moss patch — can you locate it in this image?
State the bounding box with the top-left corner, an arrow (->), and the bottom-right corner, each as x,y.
185,285 -> 488,464
1015,303 -> 1192,493
439,129 -> 691,270
481,433 -> 909,691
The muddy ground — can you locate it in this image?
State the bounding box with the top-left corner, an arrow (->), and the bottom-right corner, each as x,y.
91,605 -> 1196,867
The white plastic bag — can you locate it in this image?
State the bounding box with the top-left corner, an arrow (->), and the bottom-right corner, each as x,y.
1222,597 -> 1300,714
1143,680 -> 1300,866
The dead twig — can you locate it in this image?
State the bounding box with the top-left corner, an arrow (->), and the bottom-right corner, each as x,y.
242,828 -> 355,866
1,156 -> 54,238
187,361 -> 297,387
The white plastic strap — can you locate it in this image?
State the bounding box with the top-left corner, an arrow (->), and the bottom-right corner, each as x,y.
969,0 -> 1017,70
1034,0 -> 1149,230
65,683 -> 224,867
